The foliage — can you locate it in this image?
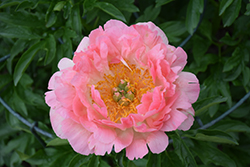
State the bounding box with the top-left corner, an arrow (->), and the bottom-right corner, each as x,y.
0,0 -> 250,166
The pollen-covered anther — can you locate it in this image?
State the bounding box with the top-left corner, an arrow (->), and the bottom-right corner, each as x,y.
94,61 -> 155,123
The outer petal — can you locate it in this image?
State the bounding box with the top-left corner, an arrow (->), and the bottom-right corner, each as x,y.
58,58 -> 74,70
61,118 -> 93,155
171,47 -> 187,73
176,72 -> 200,103
48,71 -> 61,90
76,37 -> 90,53
114,128 -> 134,152
136,22 -> 168,45
178,108 -> 195,131
126,134 -> 148,160
50,108 -> 64,138
161,109 -> 188,131
45,91 -> 59,108
88,134 -> 113,155
147,131 -> 169,153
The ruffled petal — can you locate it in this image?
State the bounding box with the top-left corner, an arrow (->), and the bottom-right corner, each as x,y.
126,134 -> 148,160
50,108 -> 64,138
88,134 -> 113,155
147,131 -> 169,153
176,72 -> 200,103
136,22 -> 168,45
61,119 -> 93,155
161,109 -> 187,131
58,58 -> 75,70
178,108 -> 195,131
114,128 -> 134,152
76,37 -> 90,53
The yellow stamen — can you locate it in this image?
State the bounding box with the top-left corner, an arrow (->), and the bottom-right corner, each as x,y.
94,60 -> 155,123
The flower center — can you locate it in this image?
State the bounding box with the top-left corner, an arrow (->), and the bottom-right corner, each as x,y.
94,60 -> 155,123
112,79 -> 135,106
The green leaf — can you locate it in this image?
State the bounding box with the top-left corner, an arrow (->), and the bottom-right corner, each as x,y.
46,138 -> 69,146
0,74 -> 12,90
220,32 -> 238,46
13,41 -> 45,86
155,0 -> 174,8
223,65 -> 241,81
68,154 -> 92,167
0,0 -> 23,9
160,21 -> 186,43
105,0 -> 139,13
15,1 -> 37,11
95,2 -> 126,22
185,0 -> 203,34
63,1 -> 72,19
191,141 -> 236,167
87,155 -> 99,167
219,0 -> 233,16
245,3 -> 250,15
187,129 -> 239,145
222,0 -> 241,27
46,11 -> 57,28
53,1 -> 66,11
198,19 -> 212,41
194,96 -> 228,116
170,132 -> 198,167
71,5 -> 82,36
164,151 -> 183,167
136,5 -> 161,22
223,47 -> 242,72
0,25 -> 41,39
217,81 -> 232,107
16,151 -> 30,161
25,147 -> 73,166
7,39 -> 28,74
147,152 -> 161,167
44,34 -> 56,65
192,35 -> 211,65
242,66 -> 250,86
189,54 -> 217,73
10,90 -> 28,116
229,105 -> 250,118
0,11 -> 44,28
212,120 -> 250,133
83,0 -> 96,12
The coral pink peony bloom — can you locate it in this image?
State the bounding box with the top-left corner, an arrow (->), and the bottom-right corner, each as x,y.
45,20 -> 200,160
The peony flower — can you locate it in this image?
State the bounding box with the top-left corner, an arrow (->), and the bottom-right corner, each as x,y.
45,20 -> 200,160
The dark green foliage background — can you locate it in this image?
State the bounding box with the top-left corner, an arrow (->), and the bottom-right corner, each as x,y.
0,0 -> 250,166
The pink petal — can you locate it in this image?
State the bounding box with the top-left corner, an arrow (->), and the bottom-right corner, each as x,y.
58,58 -> 74,70
126,134 -> 148,160
161,109 -> 188,131
93,126 -> 117,144
114,128 -> 134,152
50,108 -> 64,138
104,19 -> 128,31
88,134 -> 113,155
171,47 -> 187,73
178,108 -> 195,131
72,96 -> 87,117
54,85 -> 75,109
136,22 -> 169,45
176,72 -> 200,103
61,119 -> 93,155
48,71 -> 61,90
75,37 -> 89,53
147,131 -> 169,153
45,91 -> 59,108
91,85 -> 107,118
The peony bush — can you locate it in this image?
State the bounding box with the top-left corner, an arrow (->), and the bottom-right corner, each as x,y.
45,20 -> 200,160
